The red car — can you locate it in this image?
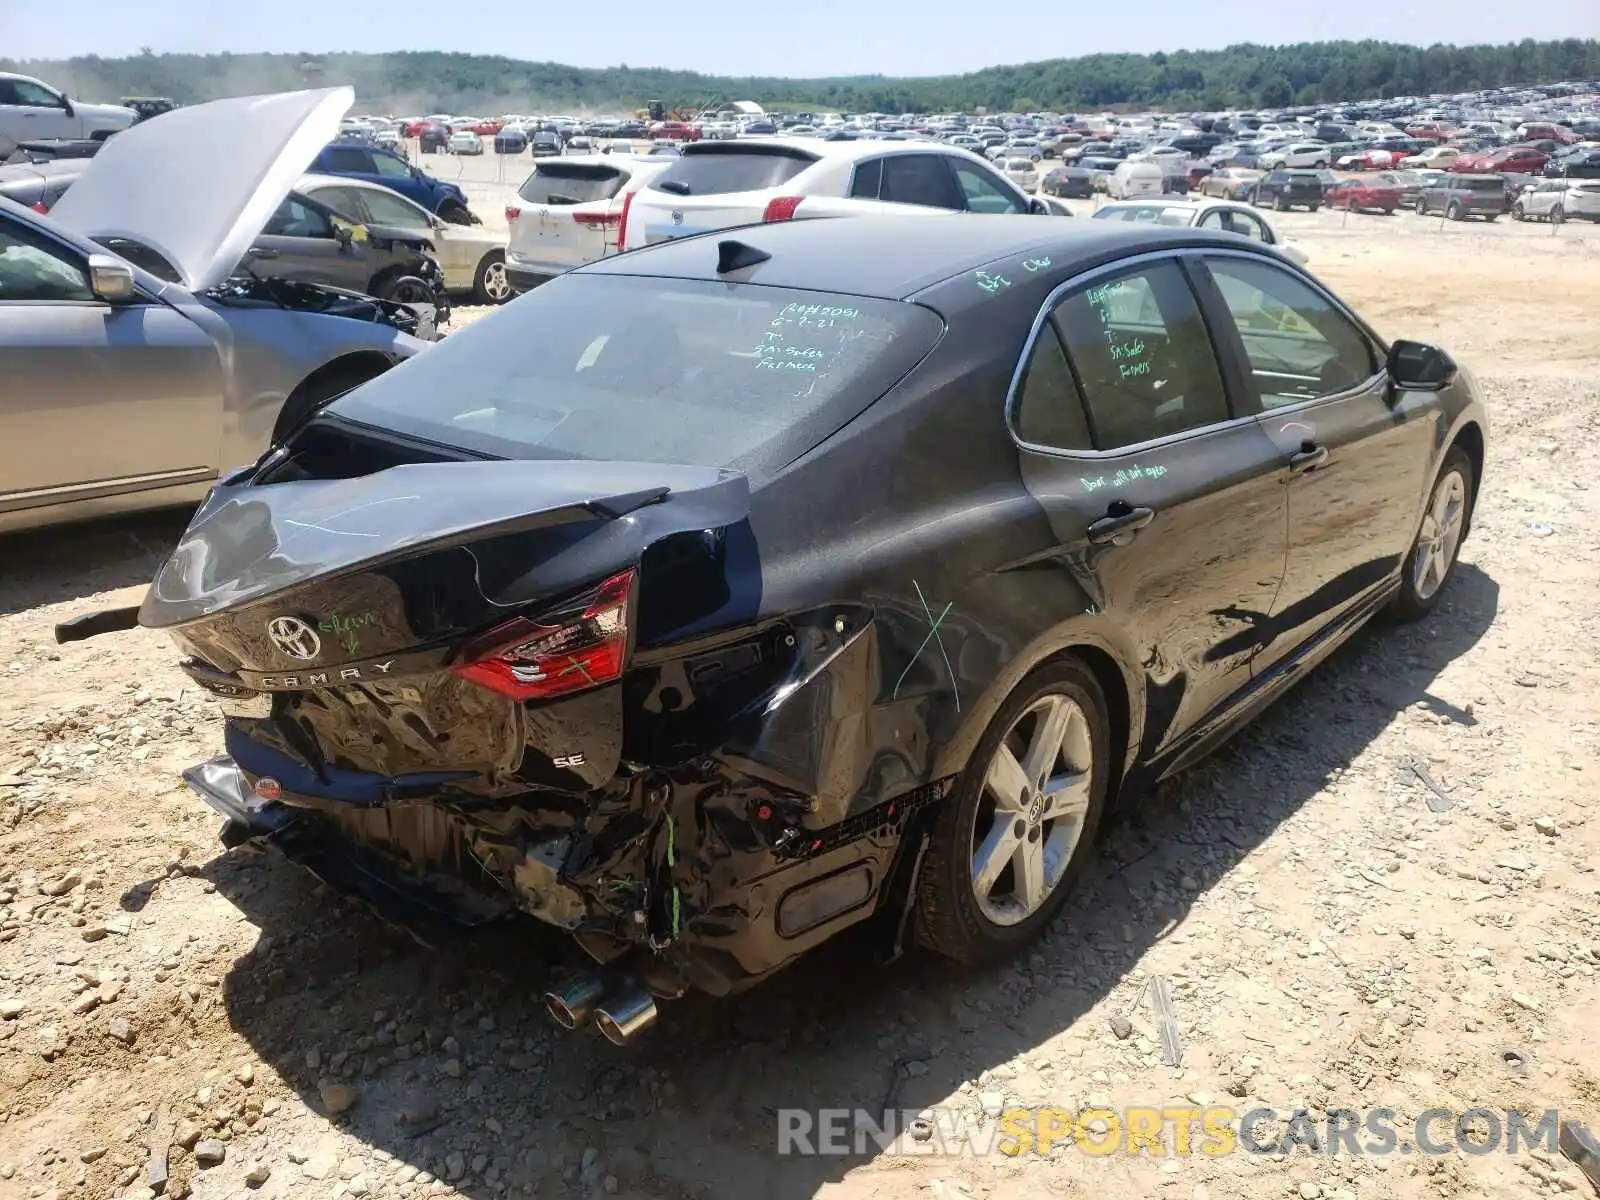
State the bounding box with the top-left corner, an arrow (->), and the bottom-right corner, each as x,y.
648,121 -> 701,142
1452,146 -> 1550,174
1326,175 -> 1402,214
1405,125 -> 1451,142
470,119 -> 505,136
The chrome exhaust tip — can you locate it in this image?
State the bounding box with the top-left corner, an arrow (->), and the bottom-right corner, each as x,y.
592,988 -> 658,1046
543,973 -> 609,1030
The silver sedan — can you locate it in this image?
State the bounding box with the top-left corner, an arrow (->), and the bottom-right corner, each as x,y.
297,174 -> 513,304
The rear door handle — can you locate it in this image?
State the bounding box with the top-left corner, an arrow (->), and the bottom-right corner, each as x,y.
248,247 -> 280,259
1088,505 -> 1155,545
1289,443 -> 1329,473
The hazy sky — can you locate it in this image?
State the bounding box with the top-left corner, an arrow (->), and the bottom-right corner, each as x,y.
2,0 -> 1596,77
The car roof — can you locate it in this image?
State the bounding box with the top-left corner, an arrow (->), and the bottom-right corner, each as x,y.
581,214 -> 1261,300
680,136 -> 983,167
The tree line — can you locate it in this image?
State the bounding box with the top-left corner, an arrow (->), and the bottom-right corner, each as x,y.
4,39 -> 1597,117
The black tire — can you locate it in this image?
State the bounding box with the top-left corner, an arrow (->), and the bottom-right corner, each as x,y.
1415,196 -> 1428,215
1314,159 -> 1328,169
1390,447 -> 1474,624
437,200 -> 479,226
914,658 -> 1111,966
1551,206 -> 1565,225
1273,193 -> 1286,211
472,250 -> 513,305
1512,203 -> 1526,221
1447,201 -> 1463,221
373,274 -> 436,306
1309,203 -> 1320,212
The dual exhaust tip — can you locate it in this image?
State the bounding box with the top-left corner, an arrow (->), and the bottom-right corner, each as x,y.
543,974 -> 658,1045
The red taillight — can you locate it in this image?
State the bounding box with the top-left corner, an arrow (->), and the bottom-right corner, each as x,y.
505,205 -> 521,223
616,189 -> 637,252
763,195 -> 805,222
453,570 -> 634,702
572,210 -> 619,228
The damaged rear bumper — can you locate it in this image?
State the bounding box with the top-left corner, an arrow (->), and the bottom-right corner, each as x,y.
183,755 -> 946,997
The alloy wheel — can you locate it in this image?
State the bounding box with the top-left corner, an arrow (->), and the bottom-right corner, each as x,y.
482,260 -> 513,302
1412,468 -> 1467,601
969,693 -> 1093,927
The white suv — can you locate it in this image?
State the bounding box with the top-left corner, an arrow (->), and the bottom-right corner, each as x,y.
504,155 -> 671,290
1512,178 -> 1600,224
619,138 -> 1044,251
1258,141 -> 1332,169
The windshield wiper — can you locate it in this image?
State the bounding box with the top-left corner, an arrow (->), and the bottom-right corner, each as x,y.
657,180 -> 692,195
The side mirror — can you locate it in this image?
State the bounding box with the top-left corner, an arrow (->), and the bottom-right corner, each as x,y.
1387,339 -> 1457,391
61,97 -> 76,118
1027,197 -> 1049,215
86,253 -> 135,303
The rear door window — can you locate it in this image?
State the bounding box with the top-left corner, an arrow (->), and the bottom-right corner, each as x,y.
1049,261 -> 1230,451
879,155 -> 963,209
519,164 -> 624,205
322,146 -> 374,173
849,158 -> 883,199
650,147 -> 817,195
264,197 -> 335,238
328,276 -> 944,481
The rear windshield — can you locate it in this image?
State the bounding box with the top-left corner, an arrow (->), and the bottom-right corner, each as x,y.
327,275 -> 943,479
650,146 -> 817,195
519,163 -> 624,205
1460,178 -> 1504,193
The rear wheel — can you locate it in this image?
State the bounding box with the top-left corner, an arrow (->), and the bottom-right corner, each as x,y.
915,659 -> 1110,965
1551,205 -> 1565,225
1391,448 -> 1473,623
1273,193 -> 1286,211
472,250 -> 513,305
1415,196 -> 1428,215
438,200 -> 479,226
1447,201 -> 1464,221
1512,202 -> 1526,221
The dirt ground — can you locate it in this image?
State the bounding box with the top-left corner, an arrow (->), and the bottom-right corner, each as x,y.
2,199 -> 1598,1200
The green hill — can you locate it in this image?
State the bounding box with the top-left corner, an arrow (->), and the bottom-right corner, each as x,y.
4,40 -> 1598,116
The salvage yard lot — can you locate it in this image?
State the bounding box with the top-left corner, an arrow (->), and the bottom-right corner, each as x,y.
1,203 -> 1598,1200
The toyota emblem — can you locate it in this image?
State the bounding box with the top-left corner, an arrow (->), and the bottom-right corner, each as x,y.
670,209 -> 684,225
266,616 -> 322,662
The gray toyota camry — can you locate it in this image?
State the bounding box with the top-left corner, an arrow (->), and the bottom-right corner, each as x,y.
66,213 -> 1487,1043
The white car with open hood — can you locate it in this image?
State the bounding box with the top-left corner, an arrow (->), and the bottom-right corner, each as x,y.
0,86 -> 433,535
618,138 -> 1061,251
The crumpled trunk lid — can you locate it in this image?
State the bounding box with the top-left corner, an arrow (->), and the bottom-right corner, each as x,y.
149,457 -> 750,796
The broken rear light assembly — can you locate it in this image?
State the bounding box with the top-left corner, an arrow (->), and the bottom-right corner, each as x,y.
454,569 -> 635,702
762,196 -> 805,222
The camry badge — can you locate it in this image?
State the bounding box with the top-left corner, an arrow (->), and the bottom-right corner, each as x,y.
266,616 -> 322,662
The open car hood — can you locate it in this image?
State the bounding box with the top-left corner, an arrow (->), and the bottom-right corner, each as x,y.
49,87 -> 353,293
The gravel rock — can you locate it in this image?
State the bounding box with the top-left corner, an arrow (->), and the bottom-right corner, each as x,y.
0,998 -> 24,1020
243,1163 -> 271,1188
318,1079 -> 358,1115
106,1016 -> 133,1044
192,1140 -> 226,1168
